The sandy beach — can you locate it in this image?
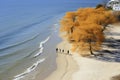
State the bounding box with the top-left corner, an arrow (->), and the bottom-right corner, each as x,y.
44,53 -> 78,80
43,24 -> 120,80
44,40 -> 78,80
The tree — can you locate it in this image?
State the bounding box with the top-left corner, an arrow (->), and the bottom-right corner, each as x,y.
60,12 -> 77,40
60,7 -> 117,56
70,23 -> 104,55
96,4 -> 105,9
112,11 -> 120,21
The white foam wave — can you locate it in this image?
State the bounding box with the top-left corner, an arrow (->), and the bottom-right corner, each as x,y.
53,23 -> 59,32
33,36 -> 50,57
13,36 -> 50,80
54,23 -> 58,26
13,58 -> 45,80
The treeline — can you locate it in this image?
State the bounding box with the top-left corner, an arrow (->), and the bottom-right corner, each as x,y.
60,7 -> 117,56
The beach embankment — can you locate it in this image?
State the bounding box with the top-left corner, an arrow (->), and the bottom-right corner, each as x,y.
44,23 -> 120,80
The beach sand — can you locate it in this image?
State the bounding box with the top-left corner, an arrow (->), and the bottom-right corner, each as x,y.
44,53 -> 78,80
72,53 -> 120,80
44,41 -> 78,80
43,24 -> 120,80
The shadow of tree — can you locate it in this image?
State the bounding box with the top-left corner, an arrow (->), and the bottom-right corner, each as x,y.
106,32 -> 120,36
111,74 -> 120,80
91,38 -> 120,62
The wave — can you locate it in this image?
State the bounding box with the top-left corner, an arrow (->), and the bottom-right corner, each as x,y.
0,33 -> 39,51
13,36 -> 50,80
0,15 -> 54,52
33,36 -> 50,57
13,58 -> 45,80
0,15 -> 52,39
54,23 -> 59,32
50,23 -> 59,33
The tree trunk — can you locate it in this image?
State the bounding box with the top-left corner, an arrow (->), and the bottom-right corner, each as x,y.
102,24 -> 108,32
102,26 -> 106,32
71,26 -> 73,33
89,40 -> 94,55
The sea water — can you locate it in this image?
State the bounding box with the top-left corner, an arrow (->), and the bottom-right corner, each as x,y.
0,0 -> 101,80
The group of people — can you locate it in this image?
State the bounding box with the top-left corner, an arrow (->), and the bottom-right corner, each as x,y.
56,48 -> 71,55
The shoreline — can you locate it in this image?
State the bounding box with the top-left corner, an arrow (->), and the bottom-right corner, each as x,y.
18,25 -> 62,80
35,28 -> 62,80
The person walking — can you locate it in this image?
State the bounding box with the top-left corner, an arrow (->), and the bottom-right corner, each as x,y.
67,50 -> 69,54
62,50 -> 64,53
56,48 -> 58,52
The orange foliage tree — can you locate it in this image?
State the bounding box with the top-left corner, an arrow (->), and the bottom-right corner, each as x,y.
70,23 -> 104,55
60,7 -> 117,55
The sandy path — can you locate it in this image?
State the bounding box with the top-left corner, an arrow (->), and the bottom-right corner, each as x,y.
44,53 -> 78,80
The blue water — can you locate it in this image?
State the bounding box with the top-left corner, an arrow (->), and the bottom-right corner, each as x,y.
0,0 -> 102,80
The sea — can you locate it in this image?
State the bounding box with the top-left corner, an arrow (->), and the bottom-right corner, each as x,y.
0,0 -> 102,80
